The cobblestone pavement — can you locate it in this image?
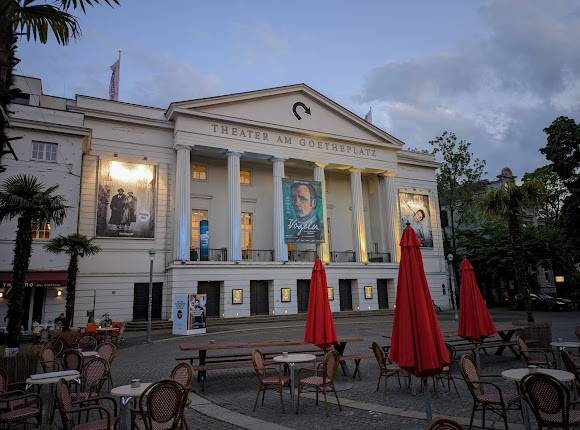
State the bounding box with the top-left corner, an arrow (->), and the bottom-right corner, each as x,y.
108,308 -> 579,429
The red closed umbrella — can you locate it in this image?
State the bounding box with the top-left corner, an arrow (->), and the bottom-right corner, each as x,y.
304,258 -> 338,349
390,225 -> 450,377
458,257 -> 496,341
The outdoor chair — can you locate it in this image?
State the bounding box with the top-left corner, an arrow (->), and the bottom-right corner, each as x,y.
62,349 -> 83,372
427,417 -> 465,430
56,378 -> 117,430
130,379 -> 187,430
516,335 -> 556,368
459,353 -> 523,429
170,362 -> 194,393
437,344 -> 460,395
561,349 -> 580,394
40,345 -> 59,372
296,350 -> 342,417
371,341 -> 408,394
78,335 -> 98,352
576,326 -> 580,342
521,372 -> 580,429
251,349 -> 290,413
110,321 -> 124,346
0,368 -> 42,429
96,342 -> 117,390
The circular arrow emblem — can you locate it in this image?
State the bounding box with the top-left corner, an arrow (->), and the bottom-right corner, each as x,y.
292,102 -> 311,120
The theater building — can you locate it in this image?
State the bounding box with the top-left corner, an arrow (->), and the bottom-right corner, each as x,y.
2,76 -> 448,326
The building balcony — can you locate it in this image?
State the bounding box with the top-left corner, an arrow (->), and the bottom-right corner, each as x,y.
367,252 -> 392,263
190,248 -> 228,262
331,251 -> 356,263
288,250 -> 317,262
241,249 -> 274,262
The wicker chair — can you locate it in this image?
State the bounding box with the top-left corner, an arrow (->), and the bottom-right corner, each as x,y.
561,349 -> 580,394
436,344 -> 460,395
251,350 -> 290,413
131,380 -> 187,430
516,335 -> 556,368
110,321 -> 124,346
371,341 -> 407,394
40,345 -> 59,372
62,349 -> 83,372
56,378 -> 117,430
170,362 -> 193,393
521,372 -> 580,429
96,342 -> 116,389
296,350 -> 342,416
427,418 -> 465,430
0,368 -> 42,429
459,353 -> 522,429
78,335 -> 98,352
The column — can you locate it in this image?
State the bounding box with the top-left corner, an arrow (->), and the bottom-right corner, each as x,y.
313,163 -> 330,263
227,151 -> 242,262
376,175 -> 389,253
272,158 -> 288,262
350,168 -> 368,263
175,145 -> 191,261
382,173 -> 400,263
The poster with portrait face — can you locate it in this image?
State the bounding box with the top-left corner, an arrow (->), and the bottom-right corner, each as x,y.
96,160 -> 156,238
188,293 -> 207,330
399,192 -> 433,247
282,179 -> 324,243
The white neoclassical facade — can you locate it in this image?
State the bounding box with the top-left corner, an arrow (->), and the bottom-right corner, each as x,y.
1,76 -> 449,327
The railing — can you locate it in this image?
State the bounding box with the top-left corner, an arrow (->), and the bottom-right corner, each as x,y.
331,251 -> 356,263
242,249 -> 274,262
190,248 -> 227,262
367,252 -> 392,263
288,250 -> 317,262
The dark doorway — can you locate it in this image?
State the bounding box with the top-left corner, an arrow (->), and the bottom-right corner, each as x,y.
297,280 -> 310,313
132,283 -> 163,321
197,281 -> 221,317
339,279 -> 353,311
377,279 -> 389,309
32,287 -> 45,325
250,281 -> 269,315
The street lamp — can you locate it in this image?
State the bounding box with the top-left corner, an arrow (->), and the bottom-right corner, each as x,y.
147,248 -> 156,343
447,253 -> 458,321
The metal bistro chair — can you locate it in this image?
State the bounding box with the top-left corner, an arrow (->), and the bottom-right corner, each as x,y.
438,343 -> 460,395
296,350 -> 342,417
131,380 -> 187,430
40,345 -> 60,372
62,349 -> 83,372
371,341 -> 407,394
77,335 -> 98,352
521,372 -> 580,429
96,342 -> 117,390
459,353 -> 523,429
0,368 -> 42,429
561,349 -> 580,395
516,335 -> 556,368
427,418 -> 465,430
252,350 -> 290,413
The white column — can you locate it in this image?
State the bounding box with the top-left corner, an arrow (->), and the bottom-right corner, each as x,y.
382,173 -> 400,263
313,163 -> 330,263
272,158 -> 288,262
376,175 -> 388,254
350,168 -> 368,263
227,151 -> 242,262
175,145 -> 191,261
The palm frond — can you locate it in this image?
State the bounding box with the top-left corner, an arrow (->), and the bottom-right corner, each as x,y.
44,233 -> 101,257
12,2 -> 80,44
58,0 -> 119,13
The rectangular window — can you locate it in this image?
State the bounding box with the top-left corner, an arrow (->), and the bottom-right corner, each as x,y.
31,220 -> 51,239
190,210 -> 209,249
240,168 -> 252,185
241,212 -> 253,250
192,165 -> 207,181
31,141 -> 57,162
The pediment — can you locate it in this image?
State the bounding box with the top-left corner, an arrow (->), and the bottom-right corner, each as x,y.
168,84 -> 403,147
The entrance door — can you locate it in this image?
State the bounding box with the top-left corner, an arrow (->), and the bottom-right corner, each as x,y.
339,279 -> 353,311
132,283 -> 163,321
32,287 -> 45,324
197,281 -> 221,317
297,280 -> 310,313
377,279 -> 389,309
250,281 -> 269,315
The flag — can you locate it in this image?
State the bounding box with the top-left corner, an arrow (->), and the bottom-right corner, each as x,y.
364,107 -> 372,123
109,52 -> 120,101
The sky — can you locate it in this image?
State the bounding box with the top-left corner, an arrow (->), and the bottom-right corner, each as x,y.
16,0 -> 580,179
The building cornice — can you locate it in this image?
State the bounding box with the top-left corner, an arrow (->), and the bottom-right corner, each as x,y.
68,106 -> 173,130
397,151 -> 439,169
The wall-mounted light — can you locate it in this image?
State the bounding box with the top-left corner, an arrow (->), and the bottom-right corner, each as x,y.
555,276 -> 565,283
57,290 -> 63,297
0,291 -> 4,298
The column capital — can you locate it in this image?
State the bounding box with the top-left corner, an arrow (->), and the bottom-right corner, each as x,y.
312,161 -> 327,169
175,144 -> 192,152
349,167 -> 363,174
272,157 -> 286,163
227,151 -> 242,158
378,170 -> 396,178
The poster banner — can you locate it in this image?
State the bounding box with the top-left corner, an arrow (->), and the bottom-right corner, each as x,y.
96,160 -> 156,238
172,293 -> 207,335
188,294 -> 207,330
398,192 -> 433,247
172,294 -> 188,334
199,220 -> 209,261
282,179 -> 324,243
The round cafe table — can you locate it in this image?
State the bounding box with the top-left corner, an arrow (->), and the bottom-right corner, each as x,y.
111,382 -> 152,430
81,350 -> 99,357
273,353 -> 316,408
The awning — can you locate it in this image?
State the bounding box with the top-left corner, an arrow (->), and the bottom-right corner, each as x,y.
0,271 -> 68,288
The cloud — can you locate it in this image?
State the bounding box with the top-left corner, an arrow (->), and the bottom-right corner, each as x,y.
357,0 -> 580,177
235,23 -> 289,64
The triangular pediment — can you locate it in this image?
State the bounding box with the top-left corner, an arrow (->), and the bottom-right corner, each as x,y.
167,84 -> 403,147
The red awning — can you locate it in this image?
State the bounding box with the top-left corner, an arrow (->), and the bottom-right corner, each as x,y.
0,271 -> 68,288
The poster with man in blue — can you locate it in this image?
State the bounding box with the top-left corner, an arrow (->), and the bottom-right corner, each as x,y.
282,179 -> 324,243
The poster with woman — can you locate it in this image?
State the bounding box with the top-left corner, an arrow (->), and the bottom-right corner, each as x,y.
282,179 -> 324,243
399,192 -> 433,247
96,160 -> 156,238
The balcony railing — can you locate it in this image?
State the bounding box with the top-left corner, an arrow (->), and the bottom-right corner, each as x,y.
190,248 -> 227,262
242,249 -> 274,262
288,250 -> 317,262
367,252 -> 392,263
331,251 -> 356,263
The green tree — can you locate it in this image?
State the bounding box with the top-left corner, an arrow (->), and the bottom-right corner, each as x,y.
0,175 -> 68,346
480,181 -> 542,322
522,165 -> 567,226
0,0 -> 118,171
44,234 -> 100,330
429,131 -> 486,256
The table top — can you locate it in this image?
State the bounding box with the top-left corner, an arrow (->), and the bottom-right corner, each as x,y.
179,336 -> 362,351
111,383 -> 152,398
550,341 -> 580,348
273,353 -> 317,364
26,370 -> 80,385
97,327 -> 120,332
82,351 -> 99,357
501,368 -> 575,382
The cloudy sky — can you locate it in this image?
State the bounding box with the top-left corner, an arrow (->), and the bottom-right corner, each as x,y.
16,0 -> 580,178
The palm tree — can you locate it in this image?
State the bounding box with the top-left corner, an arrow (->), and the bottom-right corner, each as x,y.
1,0 -> 118,170
45,234 -> 100,330
0,175 -> 68,347
481,181 -> 542,323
